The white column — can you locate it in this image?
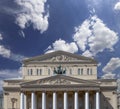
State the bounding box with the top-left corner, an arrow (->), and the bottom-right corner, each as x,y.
94,94 -> 96,109
85,92 -> 89,109
96,92 -> 100,109
31,92 -> 36,109
20,92 -> 24,109
42,92 -> 46,109
24,94 -> 27,109
53,92 -> 57,109
74,92 -> 78,109
64,92 -> 68,109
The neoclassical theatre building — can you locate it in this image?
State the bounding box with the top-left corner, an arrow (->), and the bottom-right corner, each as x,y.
3,51 -> 117,109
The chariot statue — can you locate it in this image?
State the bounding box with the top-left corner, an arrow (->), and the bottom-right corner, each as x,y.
54,66 -> 66,74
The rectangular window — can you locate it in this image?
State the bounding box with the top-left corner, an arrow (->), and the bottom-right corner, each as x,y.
81,68 -> 83,75
28,69 -> 33,76
27,69 -> 29,75
87,68 -> 92,75
30,69 -> 33,75
36,69 -> 42,75
78,68 -> 83,75
87,68 -> 89,75
90,68 -> 92,75
48,69 -> 50,75
70,69 -> 72,74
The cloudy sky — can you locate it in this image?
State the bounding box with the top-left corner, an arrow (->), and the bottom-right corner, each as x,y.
0,0 -> 120,90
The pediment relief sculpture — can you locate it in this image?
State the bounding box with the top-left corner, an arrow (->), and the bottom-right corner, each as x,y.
51,55 -> 77,62
36,78 -> 71,85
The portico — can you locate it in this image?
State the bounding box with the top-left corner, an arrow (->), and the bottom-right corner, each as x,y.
20,90 -> 100,109
20,74 -> 100,109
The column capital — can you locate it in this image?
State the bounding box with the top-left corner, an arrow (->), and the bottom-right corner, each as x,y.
63,90 -> 68,92
42,90 -> 47,93
85,91 -> 89,93
52,90 -> 57,93
20,91 -> 26,93
74,90 -> 79,93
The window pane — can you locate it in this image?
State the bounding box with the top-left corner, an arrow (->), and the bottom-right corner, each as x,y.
30,69 -> 32,75
87,68 -> 89,75
90,68 -> 92,75
70,69 -> 72,74
81,68 -> 83,75
48,69 -> 50,75
78,68 -> 80,75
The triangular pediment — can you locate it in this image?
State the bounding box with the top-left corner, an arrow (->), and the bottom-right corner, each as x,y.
21,75 -> 100,86
23,51 -> 97,64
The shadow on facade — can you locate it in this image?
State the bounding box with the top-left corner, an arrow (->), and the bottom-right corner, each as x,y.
101,92 -> 114,109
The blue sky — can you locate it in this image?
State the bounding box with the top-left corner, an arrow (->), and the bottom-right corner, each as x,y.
0,0 -> 120,89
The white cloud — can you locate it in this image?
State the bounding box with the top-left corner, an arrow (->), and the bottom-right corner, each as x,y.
73,15 -> 119,56
0,80 -> 3,90
73,20 -> 91,51
0,34 -> 3,40
103,57 -> 120,73
114,2 -> 120,10
101,72 -> 115,79
10,53 -> 25,62
0,69 -> 21,79
89,16 -> 118,55
0,45 -> 11,58
0,68 -> 22,90
18,30 -> 25,38
0,45 -> 25,62
102,57 -> 120,79
82,50 -> 93,57
0,33 -> 25,61
15,0 -> 49,33
46,39 -> 78,53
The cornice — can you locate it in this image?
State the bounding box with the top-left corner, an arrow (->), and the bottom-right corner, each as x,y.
3,87 -> 20,91
23,61 -> 97,66
100,86 -> 117,91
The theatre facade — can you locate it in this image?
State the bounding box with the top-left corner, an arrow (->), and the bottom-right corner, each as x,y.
3,51 -> 117,109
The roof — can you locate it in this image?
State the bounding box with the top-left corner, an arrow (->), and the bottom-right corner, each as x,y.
23,50 -> 97,64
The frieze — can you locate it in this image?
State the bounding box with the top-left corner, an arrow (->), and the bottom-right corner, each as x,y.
21,87 -> 100,92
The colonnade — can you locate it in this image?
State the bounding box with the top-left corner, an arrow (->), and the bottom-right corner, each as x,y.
20,91 -> 100,109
